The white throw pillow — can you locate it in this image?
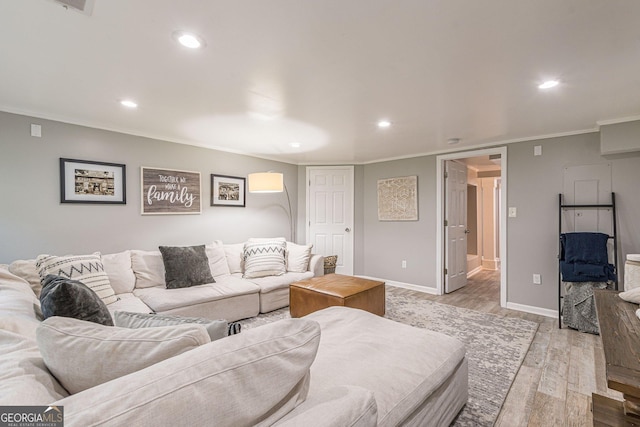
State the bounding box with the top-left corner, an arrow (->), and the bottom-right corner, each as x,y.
130,250 -> 165,288
36,253 -> 118,305
243,240 -> 287,279
36,316 -> 210,394
101,251 -> 136,294
286,242 -> 313,273
206,244 -> 231,277
223,243 -> 245,274
619,287 -> 640,304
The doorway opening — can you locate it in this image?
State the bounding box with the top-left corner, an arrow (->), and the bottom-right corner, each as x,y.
436,147 -> 507,308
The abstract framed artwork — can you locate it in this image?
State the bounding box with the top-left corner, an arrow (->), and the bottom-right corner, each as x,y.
211,174 -> 246,207
60,158 -> 126,204
377,175 -> 418,221
141,167 -> 201,215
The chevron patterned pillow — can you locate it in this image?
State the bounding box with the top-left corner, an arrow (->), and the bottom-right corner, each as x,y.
36,252 -> 118,305
243,240 -> 287,279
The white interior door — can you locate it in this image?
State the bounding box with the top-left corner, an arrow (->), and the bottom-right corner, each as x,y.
445,160 -> 468,293
307,166 -> 354,275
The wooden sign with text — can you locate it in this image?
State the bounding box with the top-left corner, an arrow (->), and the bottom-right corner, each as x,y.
141,167 -> 201,215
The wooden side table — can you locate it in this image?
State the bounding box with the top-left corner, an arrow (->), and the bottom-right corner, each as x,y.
592,289 -> 640,426
289,274 -> 385,318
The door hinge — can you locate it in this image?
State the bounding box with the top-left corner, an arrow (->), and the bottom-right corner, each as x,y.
444,171 -> 448,179
444,268 -> 448,275
444,219 -> 448,226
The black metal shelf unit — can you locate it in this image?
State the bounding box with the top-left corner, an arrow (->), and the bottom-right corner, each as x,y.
557,192 -> 618,329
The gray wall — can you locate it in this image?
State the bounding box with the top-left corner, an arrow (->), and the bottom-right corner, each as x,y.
507,132 -> 640,310
357,130 -> 640,311
0,111 -> 297,263
361,156 -> 438,286
4,109 -> 640,312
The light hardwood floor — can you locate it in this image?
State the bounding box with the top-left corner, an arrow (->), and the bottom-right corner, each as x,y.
392,269 -> 622,426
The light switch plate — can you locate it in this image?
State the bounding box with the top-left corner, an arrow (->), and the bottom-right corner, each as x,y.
534,145 -> 542,156
508,207 -> 517,217
31,124 -> 42,137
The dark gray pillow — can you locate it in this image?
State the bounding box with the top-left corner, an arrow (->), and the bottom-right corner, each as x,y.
113,311 -> 229,341
159,245 -> 215,289
40,274 -> 114,326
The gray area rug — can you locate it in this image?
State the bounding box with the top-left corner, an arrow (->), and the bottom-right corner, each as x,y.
241,286 -> 538,426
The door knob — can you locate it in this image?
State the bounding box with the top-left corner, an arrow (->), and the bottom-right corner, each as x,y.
464,229 -> 471,234
345,228 -> 351,232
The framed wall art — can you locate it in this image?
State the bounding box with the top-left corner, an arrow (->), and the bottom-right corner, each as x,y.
60,158 -> 126,204
211,174 -> 246,207
377,175 -> 418,221
141,167 -> 201,215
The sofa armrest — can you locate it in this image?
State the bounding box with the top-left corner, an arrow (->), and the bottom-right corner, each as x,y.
274,385 -> 378,427
55,319 -> 321,427
308,254 -> 325,277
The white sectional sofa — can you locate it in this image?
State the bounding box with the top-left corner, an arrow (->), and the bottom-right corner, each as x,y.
6,240 -> 324,323
0,265 -> 468,426
0,239 -> 469,426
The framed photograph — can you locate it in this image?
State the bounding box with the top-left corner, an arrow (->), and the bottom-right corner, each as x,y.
60,158 -> 126,204
211,174 -> 246,207
141,167 -> 201,215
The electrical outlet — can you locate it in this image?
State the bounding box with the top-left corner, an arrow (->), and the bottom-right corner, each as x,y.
533,274 -> 541,285
402,260 -> 407,269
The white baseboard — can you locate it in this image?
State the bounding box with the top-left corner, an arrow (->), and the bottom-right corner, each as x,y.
467,266 -> 483,278
355,275 -> 439,295
506,302 -> 557,318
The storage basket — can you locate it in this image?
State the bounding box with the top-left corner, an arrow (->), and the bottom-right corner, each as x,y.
323,255 -> 338,274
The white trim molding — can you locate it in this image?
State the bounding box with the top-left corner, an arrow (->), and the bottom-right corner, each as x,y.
506,302 -> 557,319
356,276 -> 438,295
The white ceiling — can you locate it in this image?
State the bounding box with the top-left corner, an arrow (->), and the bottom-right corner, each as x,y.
1,0 -> 639,165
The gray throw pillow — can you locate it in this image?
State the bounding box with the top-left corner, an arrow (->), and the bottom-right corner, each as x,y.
159,245 -> 215,289
113,311 -> 229,341
39,274 -> 114,326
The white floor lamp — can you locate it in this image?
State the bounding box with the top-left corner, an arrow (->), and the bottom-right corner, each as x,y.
247,172 -> 295,242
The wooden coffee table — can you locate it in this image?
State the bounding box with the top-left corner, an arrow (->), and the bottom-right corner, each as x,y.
289,274 -> 385,318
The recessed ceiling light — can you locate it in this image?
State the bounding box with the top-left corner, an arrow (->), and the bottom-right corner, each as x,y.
120,99 -> 138,108
538,80 -> 559,89
289,142 -> 301,148
377,120 -> 391,128
172,31 -> 205,49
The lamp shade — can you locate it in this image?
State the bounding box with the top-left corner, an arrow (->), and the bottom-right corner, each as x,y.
248,172 -> 284,193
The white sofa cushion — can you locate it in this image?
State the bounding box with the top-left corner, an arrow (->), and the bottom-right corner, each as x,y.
206,243 -> 231,277
106,292 -> 151,315
304,306 -> 466,427
133,275 -> 259,313
275,385 -> 378,427
130,250 -> 165,288
102,250 -> 136,294
286,242 -> 313,273
243,240 -> 287,279
246,271 -> 314,294
0,267 -> 69,405
37,316 -> 210,394
36,253 -> 118,305
8,259 -> 41,297
222,242 -> 245,274
55,319 -> 321,427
